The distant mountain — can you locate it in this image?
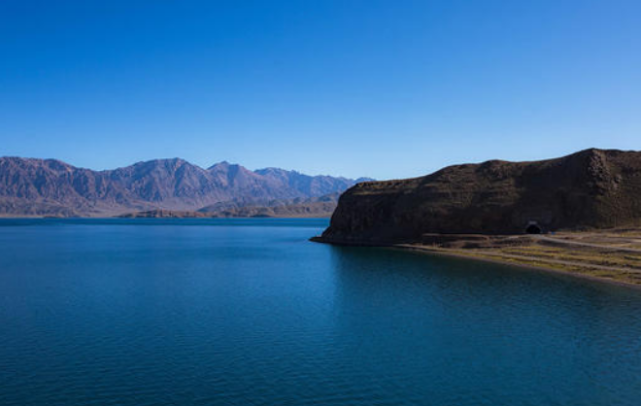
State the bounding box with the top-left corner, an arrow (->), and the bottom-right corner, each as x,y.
0,157 -> 371,217
120,193 -> 341,219
198,192 -> 341,218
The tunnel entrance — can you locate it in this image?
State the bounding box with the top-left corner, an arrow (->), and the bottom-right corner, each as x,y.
525,221 -> 542,234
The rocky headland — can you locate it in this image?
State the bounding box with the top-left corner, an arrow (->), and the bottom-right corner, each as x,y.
315,149 -> 641,286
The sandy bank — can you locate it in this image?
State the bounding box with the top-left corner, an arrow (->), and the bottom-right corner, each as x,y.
311,232 -> 641,290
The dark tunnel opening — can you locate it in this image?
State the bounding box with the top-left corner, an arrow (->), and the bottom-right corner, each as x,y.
525,223 -> 542,234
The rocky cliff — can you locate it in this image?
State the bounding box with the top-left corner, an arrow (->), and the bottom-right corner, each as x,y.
319,149 -> 641,243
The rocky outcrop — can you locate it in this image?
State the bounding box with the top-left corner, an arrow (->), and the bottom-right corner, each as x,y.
0,157 -> 369,216
319,149 -> 641,244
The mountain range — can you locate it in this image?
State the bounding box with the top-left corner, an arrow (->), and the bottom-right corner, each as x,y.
0,157 -> 370,217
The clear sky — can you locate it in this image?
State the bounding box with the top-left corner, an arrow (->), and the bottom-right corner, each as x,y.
0,1 -> 639,180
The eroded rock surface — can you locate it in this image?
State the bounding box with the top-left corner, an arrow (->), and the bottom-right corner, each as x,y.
321,149 -> 641,243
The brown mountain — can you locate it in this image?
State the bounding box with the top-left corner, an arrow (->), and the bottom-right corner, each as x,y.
120,193 -> 340,219
319,149 -> 641,244
198,192 -> 340,218
0,157 -> 368,217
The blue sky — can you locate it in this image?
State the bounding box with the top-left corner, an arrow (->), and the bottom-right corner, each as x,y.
0,1 -> 639,179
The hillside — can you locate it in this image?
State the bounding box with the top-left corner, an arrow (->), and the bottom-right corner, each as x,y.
0,157 -> 367,217
120,193 -> 340,218
319,149 -> 641,244
200,193 -> 340,218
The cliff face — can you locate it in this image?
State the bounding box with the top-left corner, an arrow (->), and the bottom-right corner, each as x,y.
321,149 -> 641,243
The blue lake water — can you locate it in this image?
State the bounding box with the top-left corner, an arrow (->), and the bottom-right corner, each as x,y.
0,218 -> 640,406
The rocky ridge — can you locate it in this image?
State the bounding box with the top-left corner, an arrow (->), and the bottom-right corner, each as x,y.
319,149 -> 641,244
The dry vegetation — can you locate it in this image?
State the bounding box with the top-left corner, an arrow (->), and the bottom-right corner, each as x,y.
403,230 -> 641,286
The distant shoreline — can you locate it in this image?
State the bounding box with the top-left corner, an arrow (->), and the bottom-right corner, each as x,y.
0,215 -> 332,220
0,213 -> 332,219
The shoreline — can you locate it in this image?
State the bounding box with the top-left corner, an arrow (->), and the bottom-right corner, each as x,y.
310,236 -> 641,291
393,243 -> 641,291
0,214 -> 332,219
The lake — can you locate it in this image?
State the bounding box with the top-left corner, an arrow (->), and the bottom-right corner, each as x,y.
0,218 -> 640,406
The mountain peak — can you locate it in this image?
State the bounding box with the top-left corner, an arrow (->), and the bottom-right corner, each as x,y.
208,161 -> 239,170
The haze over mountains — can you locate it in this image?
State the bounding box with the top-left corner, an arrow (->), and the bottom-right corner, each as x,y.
0,157 -> 370,217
